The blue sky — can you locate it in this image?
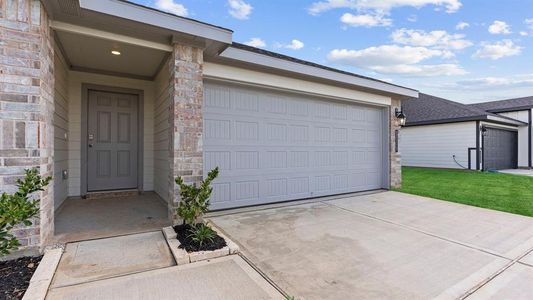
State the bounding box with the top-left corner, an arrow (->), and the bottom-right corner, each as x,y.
130,0 -> 533,103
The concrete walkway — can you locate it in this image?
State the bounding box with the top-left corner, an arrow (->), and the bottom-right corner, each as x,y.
51,231 -> 175,288
211,191 -> 533,300
46,231 -> 283,299
499,169 -> 533,177
47,256 -> 282,300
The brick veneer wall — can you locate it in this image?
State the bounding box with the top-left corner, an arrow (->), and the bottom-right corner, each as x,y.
390,98 -> 402,188
168,44 -> 204,223
0,0 -> 55,251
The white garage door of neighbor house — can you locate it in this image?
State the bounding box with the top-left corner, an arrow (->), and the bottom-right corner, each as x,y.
204,82 -> 387,210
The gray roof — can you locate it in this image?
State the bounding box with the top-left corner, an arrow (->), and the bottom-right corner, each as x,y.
469,96 -> 533,112
402,93 -> 526,126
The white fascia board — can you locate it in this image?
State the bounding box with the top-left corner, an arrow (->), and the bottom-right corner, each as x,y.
219,47 -> 419,98
204,63 -> 392,106
486,115 -> 527,126
79,0 -> 232,44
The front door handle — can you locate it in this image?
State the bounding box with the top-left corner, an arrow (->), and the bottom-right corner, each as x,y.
88,144 -> 93,148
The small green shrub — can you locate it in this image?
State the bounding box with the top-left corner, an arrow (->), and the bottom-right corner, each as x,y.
187,223 -> 216,248
0,169 -> 51,256
175,167 -> 219,225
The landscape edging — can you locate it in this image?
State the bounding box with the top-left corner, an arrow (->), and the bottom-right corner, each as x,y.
162,224 -> 240,265
22,247 -> 63,300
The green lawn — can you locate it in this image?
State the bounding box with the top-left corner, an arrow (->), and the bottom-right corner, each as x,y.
394,167 -> 533,217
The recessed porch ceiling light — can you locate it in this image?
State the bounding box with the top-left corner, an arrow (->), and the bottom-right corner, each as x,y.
111,50 -> 121,55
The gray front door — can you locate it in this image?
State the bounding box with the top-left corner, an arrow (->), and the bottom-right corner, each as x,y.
483,127 -> 518,170
87,90 -> 139,191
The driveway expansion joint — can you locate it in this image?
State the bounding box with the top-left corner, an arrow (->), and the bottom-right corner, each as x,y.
320,199 -> 533,300
460,245 -> 533,299
210,191 -> 533,299
237,253 -> 290,298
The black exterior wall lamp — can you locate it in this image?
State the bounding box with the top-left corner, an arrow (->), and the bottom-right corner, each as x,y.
395,108 -> 406,126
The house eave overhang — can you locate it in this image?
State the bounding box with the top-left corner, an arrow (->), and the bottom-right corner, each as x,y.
405,115 -> 526,127
486,106 -> 533,113
43,1 -> 420,100
43,0 -> 233,56
486,114 -> 527,126
77,0 -> 233,44
217,46 -> 419,99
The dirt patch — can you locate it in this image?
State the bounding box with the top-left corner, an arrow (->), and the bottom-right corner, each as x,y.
174,224 -> 227,252
0,256 -> 42,300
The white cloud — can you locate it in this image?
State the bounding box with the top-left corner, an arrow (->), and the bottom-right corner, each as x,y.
372,64 -> 466,76
524,19 -> 533,36
340,13 -> 392,27
286,40 -> 305,50
154,0 -> 188,17
455,22 -> 469,30
473,40 -> 522,60
308,0 -> 462,15
526,18 -> 533,30
276,40 -> 305,50
454,74 -> 533,90
308,0 -> 358,15
488,20 -> 511,34
391,28 -> 473,50
227,0 -> 252,20
327,45 -> 466,76
329,46 -> 449,66
244,38 -> 266,48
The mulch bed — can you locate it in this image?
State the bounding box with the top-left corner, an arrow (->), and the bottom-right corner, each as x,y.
174,224 -> 227,252
0,256 -> 42,300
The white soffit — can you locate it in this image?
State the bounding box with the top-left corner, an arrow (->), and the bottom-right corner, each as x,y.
56,30 -> 167,78
51,21 -> 173,52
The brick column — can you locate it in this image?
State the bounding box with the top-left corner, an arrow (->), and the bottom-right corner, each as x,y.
168,44 -> 204,223
0,0 -> 55,251
390,98 -> 402,188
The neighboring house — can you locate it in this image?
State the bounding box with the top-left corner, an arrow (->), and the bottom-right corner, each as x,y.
0,0 -> 418,252
401,94 -> 530,171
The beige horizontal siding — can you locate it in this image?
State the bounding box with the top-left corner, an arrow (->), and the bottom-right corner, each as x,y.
400,122 -> 477,169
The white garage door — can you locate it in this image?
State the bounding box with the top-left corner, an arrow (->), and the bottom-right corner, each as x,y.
204,82 -> 387,210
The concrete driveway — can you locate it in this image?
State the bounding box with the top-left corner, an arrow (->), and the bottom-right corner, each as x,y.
210,191 -> 533,300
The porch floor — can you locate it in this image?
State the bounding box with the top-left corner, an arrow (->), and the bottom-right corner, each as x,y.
54,192 -> 170,243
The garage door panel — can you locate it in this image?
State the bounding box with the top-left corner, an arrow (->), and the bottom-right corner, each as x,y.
204,119 -> 231,141
206,147 -> 381,175
483,127 -> 518,170
210,182 -> 231,205
204,82 -> 386,210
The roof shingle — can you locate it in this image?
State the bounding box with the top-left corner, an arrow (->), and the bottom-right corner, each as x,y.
469,96 -> 533,112
402,94 -> 491,125
402,93 -> 525,126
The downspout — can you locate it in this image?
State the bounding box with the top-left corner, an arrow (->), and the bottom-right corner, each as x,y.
481,125 -> 486,171
476,121 -> 481,170
527,108 -> 532,168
